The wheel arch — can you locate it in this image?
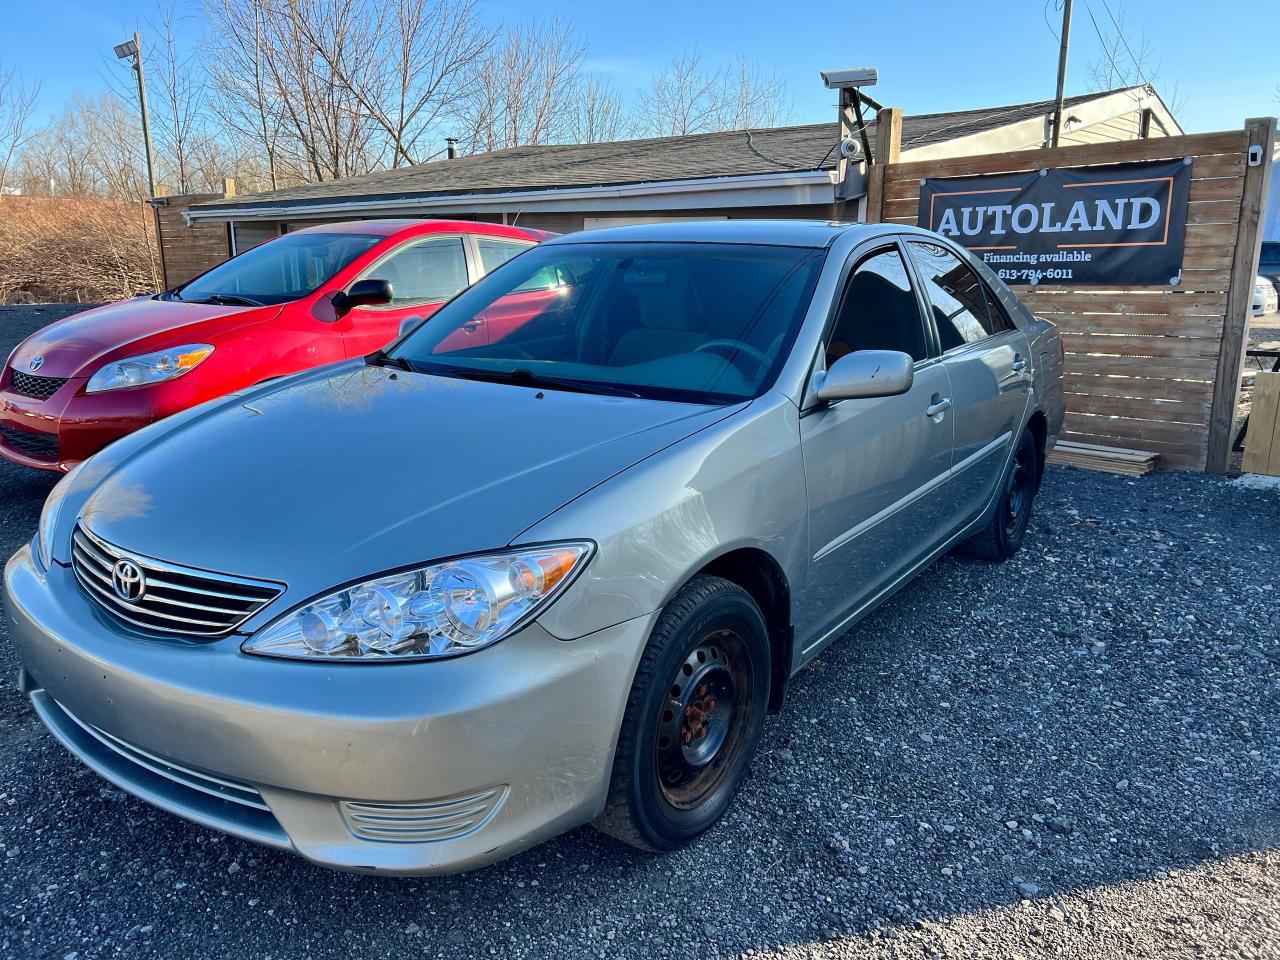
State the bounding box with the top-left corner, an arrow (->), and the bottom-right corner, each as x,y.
1025,409 -> 1048,490
690,547 -> 793,714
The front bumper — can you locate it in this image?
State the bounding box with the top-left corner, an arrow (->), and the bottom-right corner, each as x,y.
0,375 -> 209,472
4,545 -> 653,874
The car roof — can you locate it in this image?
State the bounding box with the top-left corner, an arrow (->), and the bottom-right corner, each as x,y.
546,219 -> 882,249
289,218 -> 551,240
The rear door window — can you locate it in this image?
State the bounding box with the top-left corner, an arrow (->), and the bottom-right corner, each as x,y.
475,238 -> 535,275
907,240 -> 1008,350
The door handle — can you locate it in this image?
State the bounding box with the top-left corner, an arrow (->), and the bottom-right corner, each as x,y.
1011,355 -> 1028,373
926,397 -> 952,418
461,318 -> 485,332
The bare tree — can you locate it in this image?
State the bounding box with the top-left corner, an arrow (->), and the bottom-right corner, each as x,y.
102,6 -> 219,194
16,94 -> 148,200
568,74 -> 625,144
1084,0 -> 1187,116
205,0 -> 492,181
719,56 -> 792,131
80,93 -> 151,199
288,0 -> 492,167
456,17 -> 586,153
635,49 -> 792,137
635,49 -> 724,137
205,0 -> 378,182
149,5 -> 210,192
0,62 -> 39,194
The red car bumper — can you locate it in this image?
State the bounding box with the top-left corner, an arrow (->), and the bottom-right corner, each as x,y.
0,371 -> 208,472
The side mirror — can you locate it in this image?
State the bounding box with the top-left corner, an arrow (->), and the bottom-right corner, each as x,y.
333,278 -> 393,317
397,315 -> 424,339
815,350 -> 914,402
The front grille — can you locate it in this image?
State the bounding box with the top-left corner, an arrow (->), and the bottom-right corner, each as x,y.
340,786 -> 508,843
71,524 -> 283,637
0,423 -> 58,460
9,369 -> 70,400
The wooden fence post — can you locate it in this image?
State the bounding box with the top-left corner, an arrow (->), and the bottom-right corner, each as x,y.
864,107 -> 902,223
1206,116 -> 1277,474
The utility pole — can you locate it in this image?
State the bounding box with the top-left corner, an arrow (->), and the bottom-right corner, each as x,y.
1051,0 -> 1074,148
114,31 -> 158,199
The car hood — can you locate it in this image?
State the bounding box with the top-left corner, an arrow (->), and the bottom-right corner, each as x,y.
71,363 -> 742,605
8,297 -> 276,379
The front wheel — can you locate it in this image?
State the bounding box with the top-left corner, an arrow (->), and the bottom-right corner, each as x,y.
594,575 -> 770,852
961,428 -> 1038,561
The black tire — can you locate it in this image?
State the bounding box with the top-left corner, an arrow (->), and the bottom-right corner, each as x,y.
594,575 -> 770,852
962,428 -> 1038,562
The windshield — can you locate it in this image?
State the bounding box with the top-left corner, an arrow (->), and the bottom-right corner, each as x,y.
173,232 -> 383,306
390,241 -> 825,404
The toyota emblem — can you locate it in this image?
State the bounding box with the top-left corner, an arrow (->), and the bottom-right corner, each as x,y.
28,355 -> 44,372
111,559 -> 146,603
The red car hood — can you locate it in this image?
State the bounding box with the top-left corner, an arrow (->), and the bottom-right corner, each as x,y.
7,298 -> 280,379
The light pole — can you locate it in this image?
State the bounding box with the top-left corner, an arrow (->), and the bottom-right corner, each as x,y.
114,32 -> 158,199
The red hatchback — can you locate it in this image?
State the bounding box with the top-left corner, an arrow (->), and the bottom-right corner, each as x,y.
0,219 -> 553,472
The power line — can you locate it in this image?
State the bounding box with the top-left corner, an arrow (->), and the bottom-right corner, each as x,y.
1097,0 -> 1153,87
1043,0 -> 1063,42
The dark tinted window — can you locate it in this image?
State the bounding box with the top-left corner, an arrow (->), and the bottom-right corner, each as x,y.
366,237 -> 469,306
177,232 -> 380,305
827,247 -> 927,363
907,240 -> 1006,351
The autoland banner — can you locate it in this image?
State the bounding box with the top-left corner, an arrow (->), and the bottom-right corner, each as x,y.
917,158 -> 1191,285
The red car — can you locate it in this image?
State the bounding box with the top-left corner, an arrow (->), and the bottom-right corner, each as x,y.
0,219 -> 554,472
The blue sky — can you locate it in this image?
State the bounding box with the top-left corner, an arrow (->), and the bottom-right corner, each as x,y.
3,0 -> 1276,134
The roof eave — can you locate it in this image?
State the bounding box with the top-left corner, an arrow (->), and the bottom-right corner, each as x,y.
186,169 -> 841,222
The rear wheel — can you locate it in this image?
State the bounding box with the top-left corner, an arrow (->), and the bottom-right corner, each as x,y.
594,575 -> 769,852
962,428 -> 1038,561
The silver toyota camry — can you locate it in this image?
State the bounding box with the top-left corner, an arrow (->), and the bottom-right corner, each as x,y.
5,221 -> 1064,874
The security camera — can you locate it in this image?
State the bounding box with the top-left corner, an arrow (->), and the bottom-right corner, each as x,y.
838,137 -> 863,160
820,67 -> 878,90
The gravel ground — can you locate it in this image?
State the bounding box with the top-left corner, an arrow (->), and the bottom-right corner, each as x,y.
1,303 -> 1279,959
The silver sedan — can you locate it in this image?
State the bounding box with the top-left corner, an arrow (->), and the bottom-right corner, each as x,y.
4,220 -> 1064,874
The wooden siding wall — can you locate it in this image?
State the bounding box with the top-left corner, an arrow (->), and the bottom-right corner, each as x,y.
154,193 -> 231,287
868,123 -> 1277,472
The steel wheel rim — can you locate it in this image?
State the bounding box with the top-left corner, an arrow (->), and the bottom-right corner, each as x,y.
654,629 -> 751,810
1005,447 -> 1033,533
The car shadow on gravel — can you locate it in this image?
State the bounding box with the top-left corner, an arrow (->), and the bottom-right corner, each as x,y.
1,309 -> 1277,959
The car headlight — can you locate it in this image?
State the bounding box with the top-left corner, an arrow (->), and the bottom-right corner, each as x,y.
36,461 -> 84,569
86,344 -> 213,393
242,543 -> 593,661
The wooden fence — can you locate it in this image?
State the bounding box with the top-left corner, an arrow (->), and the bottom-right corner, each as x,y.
866,116 -> 1276,472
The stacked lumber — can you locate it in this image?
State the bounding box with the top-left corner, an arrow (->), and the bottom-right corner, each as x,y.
1242,372 -> 1280,477
1047,440 -> 1159,476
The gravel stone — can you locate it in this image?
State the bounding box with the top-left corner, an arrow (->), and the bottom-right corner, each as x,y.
1,304 -> 1279,959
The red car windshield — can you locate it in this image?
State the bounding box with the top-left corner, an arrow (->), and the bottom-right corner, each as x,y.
173,232 -> 382,306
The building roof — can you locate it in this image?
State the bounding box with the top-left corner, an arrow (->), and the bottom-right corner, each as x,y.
196,89 -> 1142,215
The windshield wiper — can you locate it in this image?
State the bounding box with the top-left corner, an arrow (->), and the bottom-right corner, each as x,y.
440,366 -> 645,399
364,349 -> 416,373
188,293 -> 264,307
